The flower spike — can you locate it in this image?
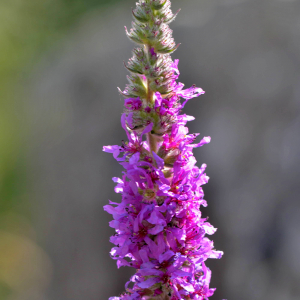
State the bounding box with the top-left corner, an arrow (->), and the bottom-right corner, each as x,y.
104,1 -> 223,299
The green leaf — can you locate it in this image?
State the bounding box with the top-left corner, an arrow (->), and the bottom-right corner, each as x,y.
164,9 -> 181,24
156,43 -> 180,54
124,62 -> 143,75
151,0 -> 168,11
132,9 -> 149,23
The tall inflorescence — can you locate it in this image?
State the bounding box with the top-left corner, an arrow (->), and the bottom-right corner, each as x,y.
103,1 -> 223,299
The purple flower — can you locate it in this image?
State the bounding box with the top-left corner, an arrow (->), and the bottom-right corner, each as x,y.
125,97 -> 142,111
104,0 -> 223,299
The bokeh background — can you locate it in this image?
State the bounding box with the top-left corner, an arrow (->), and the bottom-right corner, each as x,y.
1,0 -> 300,299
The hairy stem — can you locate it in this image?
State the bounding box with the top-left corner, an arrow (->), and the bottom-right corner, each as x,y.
145,44 -> 154,105
147,132 -> 158,154
144,44 -> 158,155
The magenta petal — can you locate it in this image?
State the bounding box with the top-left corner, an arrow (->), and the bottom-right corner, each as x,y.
172,269 -> 191,278
137,277 -> 159,289
138,268 -> 163,276
144,236 -> 159,260
126,112 -> 134,128
139,249 -> 149,263
180,281 -> 195,292
208,288 -> 216,297
147,211 -> 165,225
103,205 -> 116,215
117,258 -> 130,268
166,231 -> 177,250
209,250 -> 224,259
141,122 -> 153,135
189,136 -> 211,148
148,224 -> 164,235
203,222 -> 217,235
140,261 -> 156,269
152,151 -> 164,169
121,113 -> 131,140
158,250 -> 175,264
112,177 -> 123,183
103,145 -> 123,160
156,233 -> 166,255
129,152 -> 140,164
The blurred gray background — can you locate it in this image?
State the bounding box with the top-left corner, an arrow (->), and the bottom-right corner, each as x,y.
16,0 -> 300,299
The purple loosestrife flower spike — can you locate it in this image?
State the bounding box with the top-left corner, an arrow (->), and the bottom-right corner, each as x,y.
103,1 -> 223,299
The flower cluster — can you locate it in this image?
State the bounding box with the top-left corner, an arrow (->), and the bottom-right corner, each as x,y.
103,1 -> 223,299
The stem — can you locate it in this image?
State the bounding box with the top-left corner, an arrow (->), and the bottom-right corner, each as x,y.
144,45 -> 158,155
148,132 -> 158,154
145,44 -> 154,105
146,76 -> 154,104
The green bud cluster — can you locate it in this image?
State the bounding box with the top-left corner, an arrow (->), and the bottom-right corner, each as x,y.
127,0 -> 179,53
121,0 -> 180,102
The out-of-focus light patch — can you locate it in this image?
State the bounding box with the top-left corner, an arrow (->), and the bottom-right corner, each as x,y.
6,291 -> 48,300
235,50 -> 289,100
0,113 -> 19,172
220,0 -> 249,6
0,231 -> 52,290
0,213 -> 36,240
173,0 -> 216,28
0,213 -> 52,299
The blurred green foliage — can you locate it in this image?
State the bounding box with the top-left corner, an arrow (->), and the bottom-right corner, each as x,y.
0,0 -> 122,214
0,0 -> 121,298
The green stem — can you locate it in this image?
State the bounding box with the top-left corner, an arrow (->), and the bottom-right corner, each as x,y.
144,45 -> 158,155
144,44 -> 154,105
148,132 -> 158,154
